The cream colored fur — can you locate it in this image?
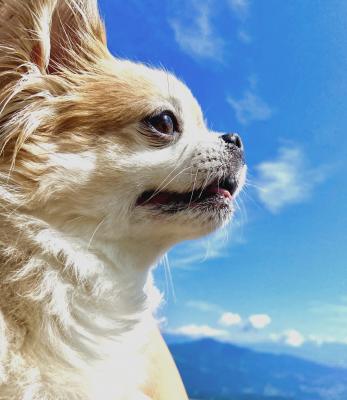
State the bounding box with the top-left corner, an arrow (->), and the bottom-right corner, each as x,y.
0,1 -> 245,399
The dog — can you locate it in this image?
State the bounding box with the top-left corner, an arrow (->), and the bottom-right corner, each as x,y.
0,0 -> 246,399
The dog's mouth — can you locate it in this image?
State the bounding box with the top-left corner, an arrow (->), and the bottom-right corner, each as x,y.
136,176 -> 238,211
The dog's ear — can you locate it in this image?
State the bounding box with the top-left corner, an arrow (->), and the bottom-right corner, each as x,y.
0,0 -> 107,74
47,0 -> 107,73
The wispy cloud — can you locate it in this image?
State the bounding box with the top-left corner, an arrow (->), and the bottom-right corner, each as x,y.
228,0 -> 252,45
255,146 -> 328,213
170,324 -> 227,338
228,0 -> 250,20
308,298 -> 347,342
187,300 -> 223,313
170,0 -> 252,59
228,90 -> 273,125
310,298 -> 347,318
237,29 -> 252,44
169,1 -> 224,61
307,334 -> 347,346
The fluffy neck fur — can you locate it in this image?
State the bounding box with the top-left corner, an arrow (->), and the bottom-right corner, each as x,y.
0,206 -> 161,399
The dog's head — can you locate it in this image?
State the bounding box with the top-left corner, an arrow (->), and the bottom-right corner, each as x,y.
0,0 -> 246,255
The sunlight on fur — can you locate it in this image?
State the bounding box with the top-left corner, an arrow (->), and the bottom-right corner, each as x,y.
0,1 -> 246,399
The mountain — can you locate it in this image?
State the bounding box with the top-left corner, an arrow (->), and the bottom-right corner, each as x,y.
168,338 -> 347,400
164,333 -> 347,369
250,341 -> 347,369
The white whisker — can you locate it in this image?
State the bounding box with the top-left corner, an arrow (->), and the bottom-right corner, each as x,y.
87,216 -> 106,250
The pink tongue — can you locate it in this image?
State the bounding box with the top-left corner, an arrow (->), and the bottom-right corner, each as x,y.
208,186 -> 232,199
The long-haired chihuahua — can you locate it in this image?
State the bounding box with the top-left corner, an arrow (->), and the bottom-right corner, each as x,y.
0,1 -> 246,398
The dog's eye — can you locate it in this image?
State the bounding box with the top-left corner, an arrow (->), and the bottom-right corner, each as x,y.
146,112 -> 178,136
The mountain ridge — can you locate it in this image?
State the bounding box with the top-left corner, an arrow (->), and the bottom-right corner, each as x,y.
168,338 -> 347,400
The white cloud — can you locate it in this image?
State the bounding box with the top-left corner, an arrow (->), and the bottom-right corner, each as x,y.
249,314 -> 271,329
170,2 -> 223,60
255,146 -> 328,213
228,0 -> 250,19
228,90 -> 273,125
271,329 -> 305,347
171,324 -> 227,338
284,330 -> 305,347
219,312 -> 242,327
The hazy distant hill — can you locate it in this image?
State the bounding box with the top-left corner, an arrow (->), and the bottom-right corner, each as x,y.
251,341 -> 347,369
168,338 -> 347,400
164,334 -> 347,369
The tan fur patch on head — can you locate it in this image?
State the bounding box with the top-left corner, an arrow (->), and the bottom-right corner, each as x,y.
0,1 -> 203,193
0,1 -> 106,145
0,1 -> 110,189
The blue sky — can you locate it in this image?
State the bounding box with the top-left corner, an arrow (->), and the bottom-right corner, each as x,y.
99,0 -> 347,356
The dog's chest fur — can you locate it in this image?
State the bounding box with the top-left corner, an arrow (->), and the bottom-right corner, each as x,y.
0,225 -> 158,400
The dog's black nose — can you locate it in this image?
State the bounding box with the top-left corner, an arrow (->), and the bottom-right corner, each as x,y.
220,133 -> 243,150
